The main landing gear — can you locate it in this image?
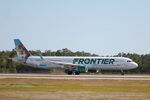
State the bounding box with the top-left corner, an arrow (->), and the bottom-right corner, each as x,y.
67,71 -> 80,75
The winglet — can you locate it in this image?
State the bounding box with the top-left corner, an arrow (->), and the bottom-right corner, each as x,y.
39,53 -> 44,61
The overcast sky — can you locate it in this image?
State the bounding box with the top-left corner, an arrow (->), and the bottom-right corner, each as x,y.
0,0 -> 150,56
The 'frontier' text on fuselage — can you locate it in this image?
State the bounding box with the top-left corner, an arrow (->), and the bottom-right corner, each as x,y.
73,58 -> 115,65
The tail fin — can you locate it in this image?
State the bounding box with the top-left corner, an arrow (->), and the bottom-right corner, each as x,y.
14,39 -> 31,63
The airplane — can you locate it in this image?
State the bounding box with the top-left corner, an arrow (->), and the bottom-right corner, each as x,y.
11,39 -> 138,75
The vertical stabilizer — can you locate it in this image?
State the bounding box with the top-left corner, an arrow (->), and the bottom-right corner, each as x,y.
14,39 -> 31,63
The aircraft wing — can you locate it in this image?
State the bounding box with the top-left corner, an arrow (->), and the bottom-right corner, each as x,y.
47,61 -> 80,66
38,54 -> 80,66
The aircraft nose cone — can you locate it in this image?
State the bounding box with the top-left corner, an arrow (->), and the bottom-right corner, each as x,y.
133,62 -> 138,68
135,63 -> 138,68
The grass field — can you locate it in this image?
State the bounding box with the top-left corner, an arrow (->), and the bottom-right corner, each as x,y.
0,78 -> 150,100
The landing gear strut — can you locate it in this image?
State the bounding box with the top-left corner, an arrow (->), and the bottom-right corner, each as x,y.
121,70 -> 124,75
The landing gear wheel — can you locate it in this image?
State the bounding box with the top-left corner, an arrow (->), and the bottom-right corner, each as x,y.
68,71 -> 73,75
121,72 -> 124,75
75,72 -> 80,75
121,70 -> 124,75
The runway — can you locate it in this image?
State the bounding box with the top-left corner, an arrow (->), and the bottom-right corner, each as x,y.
0,74 -> 150,80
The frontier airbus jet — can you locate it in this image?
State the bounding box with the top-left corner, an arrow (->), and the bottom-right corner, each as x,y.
11,39 -> 138,75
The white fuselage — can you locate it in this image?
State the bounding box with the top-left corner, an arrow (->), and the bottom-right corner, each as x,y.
24,56 -> 138,70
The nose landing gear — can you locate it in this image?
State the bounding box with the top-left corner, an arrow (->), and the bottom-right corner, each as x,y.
121,70 -> 124,75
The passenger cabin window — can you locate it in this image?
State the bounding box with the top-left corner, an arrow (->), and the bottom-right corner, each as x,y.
127,60 -> 132,62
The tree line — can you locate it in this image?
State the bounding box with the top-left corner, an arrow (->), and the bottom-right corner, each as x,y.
0,48 -> 150,74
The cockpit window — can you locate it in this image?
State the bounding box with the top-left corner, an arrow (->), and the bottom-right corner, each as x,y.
127,60 -> 132,62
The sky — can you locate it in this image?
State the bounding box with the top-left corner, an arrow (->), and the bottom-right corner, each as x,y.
0,0 -> 150,56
